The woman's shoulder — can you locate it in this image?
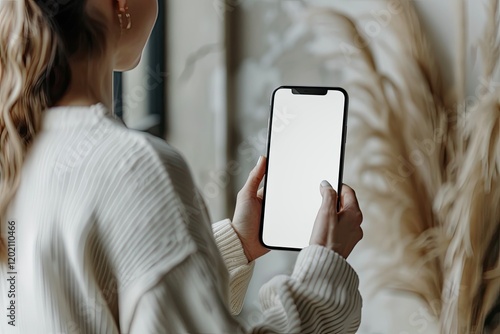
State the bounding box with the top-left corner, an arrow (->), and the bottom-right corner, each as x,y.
41,106 -> 200,214
43,104 -> 188,174
94,120 -> 196,195
114,126 -> 190,176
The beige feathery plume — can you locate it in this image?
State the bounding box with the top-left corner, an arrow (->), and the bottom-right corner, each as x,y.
309,0 -> 448,313
438,0 -> 500,330
308,0 -> 500,332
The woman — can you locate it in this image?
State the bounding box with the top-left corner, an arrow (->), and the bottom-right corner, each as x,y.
0,0 -> 364,333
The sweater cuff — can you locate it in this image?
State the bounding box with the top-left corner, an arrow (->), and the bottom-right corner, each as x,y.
292,245 -> 360,291
212,219 -> 255,315
212,219 -> 249,270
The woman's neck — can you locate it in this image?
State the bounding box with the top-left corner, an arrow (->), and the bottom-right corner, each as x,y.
54,57 -> 114,111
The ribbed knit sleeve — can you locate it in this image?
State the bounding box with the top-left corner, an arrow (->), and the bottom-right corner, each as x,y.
128,243 -> 362,334
257,245 -> 362,333
212,219 -> 255,315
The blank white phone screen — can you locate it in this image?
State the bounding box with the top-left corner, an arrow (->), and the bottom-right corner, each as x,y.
262,88 -> 346,249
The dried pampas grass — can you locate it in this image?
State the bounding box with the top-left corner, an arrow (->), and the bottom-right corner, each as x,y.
308,0 -> 500,332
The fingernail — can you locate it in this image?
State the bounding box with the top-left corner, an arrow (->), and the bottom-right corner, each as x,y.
321,180 -> 330,187
257,155 -> 262,166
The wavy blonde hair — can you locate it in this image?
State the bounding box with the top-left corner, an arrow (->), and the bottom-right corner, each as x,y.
0,0 -> 107,261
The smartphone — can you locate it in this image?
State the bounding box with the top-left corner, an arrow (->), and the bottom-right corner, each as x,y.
260,86 -> 349,251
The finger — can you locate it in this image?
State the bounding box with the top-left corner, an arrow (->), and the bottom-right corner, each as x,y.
243,156 -> 267,194
320,180 -> 337,205
310,181 -> 337,245
339,184 -> 363,225
257,187 -> 264,199
339,184 -> 360,212
320,180 -> 337,213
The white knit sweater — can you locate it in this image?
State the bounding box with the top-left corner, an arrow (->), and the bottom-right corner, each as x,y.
0,104 -> 362,333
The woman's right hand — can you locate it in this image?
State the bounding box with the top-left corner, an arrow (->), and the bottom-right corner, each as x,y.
310,181 -> 363,259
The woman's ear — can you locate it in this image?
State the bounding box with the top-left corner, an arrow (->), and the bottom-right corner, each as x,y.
116,0 -> 127,13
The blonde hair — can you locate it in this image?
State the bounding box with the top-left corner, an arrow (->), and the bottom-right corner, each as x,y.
0,0 -> 107,261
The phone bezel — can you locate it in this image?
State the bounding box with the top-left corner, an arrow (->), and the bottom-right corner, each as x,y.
259,85 -> 349,251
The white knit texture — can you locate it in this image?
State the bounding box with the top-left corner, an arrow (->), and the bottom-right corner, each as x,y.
0,104 -> 362,333
212,218 -> 255,315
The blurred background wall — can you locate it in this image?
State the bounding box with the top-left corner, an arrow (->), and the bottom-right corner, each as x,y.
115,1 -> 496,332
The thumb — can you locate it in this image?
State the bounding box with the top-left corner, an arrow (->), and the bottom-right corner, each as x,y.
310,180 -> 338,245
243,156 -> 266,195
309,181 -> 337,246
320,180 -> 337,209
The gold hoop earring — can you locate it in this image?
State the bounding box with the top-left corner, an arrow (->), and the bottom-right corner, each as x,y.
118,5 -> 132,30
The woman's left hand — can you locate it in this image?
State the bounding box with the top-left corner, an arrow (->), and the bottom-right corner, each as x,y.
231,156 -> 270,263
